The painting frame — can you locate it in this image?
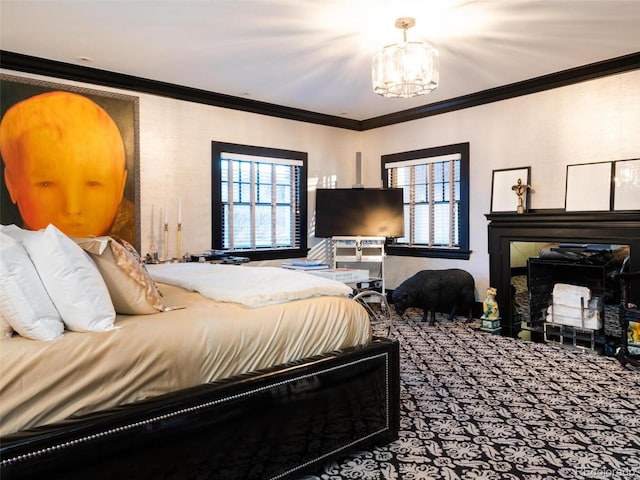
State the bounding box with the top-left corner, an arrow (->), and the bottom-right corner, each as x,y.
565,161 -> 613,212
0,73 -> 140,250
613,158 -> 640,211
490,166 -> 531,213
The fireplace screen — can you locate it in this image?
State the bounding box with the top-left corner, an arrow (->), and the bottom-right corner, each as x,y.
522,244 -> 629,340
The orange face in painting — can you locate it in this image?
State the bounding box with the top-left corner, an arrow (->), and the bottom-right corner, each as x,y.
0,91 -> 127,237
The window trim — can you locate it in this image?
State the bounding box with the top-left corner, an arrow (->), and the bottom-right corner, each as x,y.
381,142 -> 470,260
212,141 -> 308,261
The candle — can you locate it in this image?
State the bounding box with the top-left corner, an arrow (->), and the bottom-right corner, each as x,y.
178,198 -> 182,224
150,205 -> 155,241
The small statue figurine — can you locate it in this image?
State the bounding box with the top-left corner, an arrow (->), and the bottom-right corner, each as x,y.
511,178 -> 530,214
482,287 -> 500,319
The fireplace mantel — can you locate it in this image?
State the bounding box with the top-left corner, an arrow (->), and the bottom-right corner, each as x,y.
486,210 -> 640,337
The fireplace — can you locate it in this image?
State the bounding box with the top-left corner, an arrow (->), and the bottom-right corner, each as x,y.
486,211 -> 640,338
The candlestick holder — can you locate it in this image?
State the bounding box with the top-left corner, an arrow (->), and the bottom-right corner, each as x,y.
163,222 -> 169,260
148,237 -> 159,263
176,223 -> 182,260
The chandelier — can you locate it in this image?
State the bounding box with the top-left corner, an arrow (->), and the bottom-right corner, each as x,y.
372,17 -> 439,98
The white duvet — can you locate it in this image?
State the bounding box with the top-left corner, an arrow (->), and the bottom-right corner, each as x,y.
147,262 -> 353,307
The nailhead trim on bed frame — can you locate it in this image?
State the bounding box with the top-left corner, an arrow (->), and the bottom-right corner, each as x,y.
1,351 -> 391,472
271,352 -> 390,480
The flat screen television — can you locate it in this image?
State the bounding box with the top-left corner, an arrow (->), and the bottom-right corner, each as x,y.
315,188 -> 404,238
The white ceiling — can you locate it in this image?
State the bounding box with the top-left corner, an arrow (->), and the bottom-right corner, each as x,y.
1,0 -> 639,121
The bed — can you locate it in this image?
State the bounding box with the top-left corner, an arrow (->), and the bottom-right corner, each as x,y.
0,230 -> 400,480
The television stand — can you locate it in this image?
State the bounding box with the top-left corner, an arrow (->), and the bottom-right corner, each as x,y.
332,236 -> 386,296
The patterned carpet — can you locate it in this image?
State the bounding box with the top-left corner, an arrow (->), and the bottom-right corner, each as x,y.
304,310 -> 640,480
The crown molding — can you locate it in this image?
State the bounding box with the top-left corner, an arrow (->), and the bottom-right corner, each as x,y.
0,50 -> 361,131
361,51 -> 640,130
2,50 -> 639,131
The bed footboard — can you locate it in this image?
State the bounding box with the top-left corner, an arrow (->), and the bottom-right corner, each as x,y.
1,337 -> 399,480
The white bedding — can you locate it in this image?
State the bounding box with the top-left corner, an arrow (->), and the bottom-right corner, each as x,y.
147,262 -> 353,307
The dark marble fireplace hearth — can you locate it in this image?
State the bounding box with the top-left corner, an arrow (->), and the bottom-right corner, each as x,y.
486,211 -> 640,338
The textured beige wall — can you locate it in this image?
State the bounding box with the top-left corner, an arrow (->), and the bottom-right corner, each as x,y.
362,70 -> 640,294
3,68 -> 639,297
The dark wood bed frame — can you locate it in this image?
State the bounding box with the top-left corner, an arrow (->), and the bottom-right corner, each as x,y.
1,336 -> 399,480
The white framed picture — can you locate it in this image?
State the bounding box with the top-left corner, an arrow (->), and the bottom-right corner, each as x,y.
613,158 -> 640,211
565,162 -> 613,212
491,167 -> 531,213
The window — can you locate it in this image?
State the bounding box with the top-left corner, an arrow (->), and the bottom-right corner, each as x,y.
212,142 -> 307,261
382,142 -> 470,259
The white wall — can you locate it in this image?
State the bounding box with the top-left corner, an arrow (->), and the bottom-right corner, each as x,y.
510,242 -> 549,268
3,68 -> 639,298
361,70 -> 640,295
137,94 -> 360,259
0,70 -> 359,261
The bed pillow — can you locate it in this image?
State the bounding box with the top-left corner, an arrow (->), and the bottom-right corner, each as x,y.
75,236 -> 164,314
0,230 -> 64,340
5,224 -> 116,332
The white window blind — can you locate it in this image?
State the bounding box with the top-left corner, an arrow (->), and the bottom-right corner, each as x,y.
221,153 -> 301,251
386,154 -> 461,248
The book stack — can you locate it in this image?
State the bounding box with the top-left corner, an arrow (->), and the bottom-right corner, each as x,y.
281,259 -> 330,271
307,268 -> 370,283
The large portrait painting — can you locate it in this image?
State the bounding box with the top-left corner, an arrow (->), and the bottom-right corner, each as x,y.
0,74 -> 140,249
